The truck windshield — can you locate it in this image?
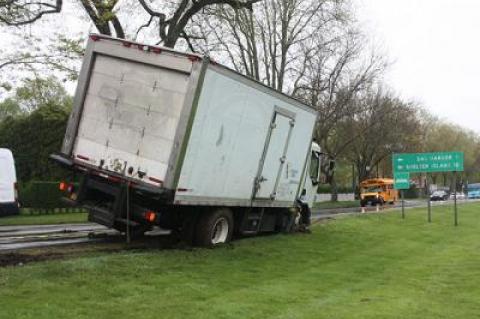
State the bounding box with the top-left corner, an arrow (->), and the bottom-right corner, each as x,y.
363,186 -> 383,193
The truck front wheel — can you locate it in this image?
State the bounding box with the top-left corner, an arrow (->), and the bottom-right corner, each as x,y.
196,208 -> 234,247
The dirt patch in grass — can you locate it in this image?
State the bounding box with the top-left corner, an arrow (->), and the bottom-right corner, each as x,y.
0,251 -> 64,267
0,233 -> 190,267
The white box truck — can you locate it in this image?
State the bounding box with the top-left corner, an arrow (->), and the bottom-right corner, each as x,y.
0,148 -> 19,216
51,35 -> 322,246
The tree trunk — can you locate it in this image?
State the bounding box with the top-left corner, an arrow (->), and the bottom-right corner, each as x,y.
330,173 -> 338,202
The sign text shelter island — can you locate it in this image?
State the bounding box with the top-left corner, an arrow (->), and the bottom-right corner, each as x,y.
393,152 -> 464,174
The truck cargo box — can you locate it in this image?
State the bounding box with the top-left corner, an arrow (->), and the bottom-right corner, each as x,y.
59,35 -> 318,209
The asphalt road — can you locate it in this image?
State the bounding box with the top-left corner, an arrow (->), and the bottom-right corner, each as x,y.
0,223 -> 172,251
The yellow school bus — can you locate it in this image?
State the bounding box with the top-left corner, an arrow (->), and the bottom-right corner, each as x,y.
360,178 -> 398,207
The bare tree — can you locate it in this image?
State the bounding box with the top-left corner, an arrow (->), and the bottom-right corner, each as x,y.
190,0 -> 387,200
193,0 -> 349,92
0,0 -> 62,26
78,0 -> 125,38
290,27 -> 386,199
76,0 -> 262,48
341,87 -> 422,184
136,0 -> 262,48
296,35 -> 386,146
0,35 -> 83,96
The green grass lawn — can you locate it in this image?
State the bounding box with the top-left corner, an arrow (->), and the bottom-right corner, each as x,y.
1,203 -> 480,318
314,199 -> 359,209
0,211 -> 88,226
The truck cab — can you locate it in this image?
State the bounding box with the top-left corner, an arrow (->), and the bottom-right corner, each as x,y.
0,148 -> 19,216
303,142 -> 322,207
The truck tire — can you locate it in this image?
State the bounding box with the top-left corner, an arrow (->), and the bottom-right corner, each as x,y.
195,208 -> 234,247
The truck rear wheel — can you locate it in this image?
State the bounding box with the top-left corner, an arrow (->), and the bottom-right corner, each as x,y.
195,208 -> 234,247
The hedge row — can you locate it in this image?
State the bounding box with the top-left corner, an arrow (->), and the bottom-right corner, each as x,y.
317,185 -> 355,194
19,181 -> 73,210
0,105 -> 70,183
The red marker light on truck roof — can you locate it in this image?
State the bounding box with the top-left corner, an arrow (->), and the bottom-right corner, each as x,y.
76,154 -> 90,161
188,55 -> 201,62
59,182 -> 67,191
148,177 -> 163,184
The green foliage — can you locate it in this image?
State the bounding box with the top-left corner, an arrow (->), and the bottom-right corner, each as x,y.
424,120 -> 480,184
19,181 -> 73,209
317,184 -> 353,194
0,212 -> 87,226
313,200 -> 359,209
0,75 -> 72,183
15,76 -> 72,112
0,104 -> 70,182
0,98 -> 23,121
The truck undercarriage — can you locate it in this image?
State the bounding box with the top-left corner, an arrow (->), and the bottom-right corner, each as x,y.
55,156 -> 297,246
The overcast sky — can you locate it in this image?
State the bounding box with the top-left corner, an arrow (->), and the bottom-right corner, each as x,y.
357,0 -> 480,134
2,0 -> 479,136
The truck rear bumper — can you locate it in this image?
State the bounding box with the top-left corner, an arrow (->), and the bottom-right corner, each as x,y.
50,153 -> 173,197
72,173 -> 174,232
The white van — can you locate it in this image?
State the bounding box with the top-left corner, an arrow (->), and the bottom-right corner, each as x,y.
0,148 -> 19,216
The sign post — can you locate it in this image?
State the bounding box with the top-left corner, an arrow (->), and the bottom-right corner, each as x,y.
401,190 -> 405,219
393,152 -> 464,226
426,175 -> 431,223
454,171 -> 458,226
394,172 -> 410,219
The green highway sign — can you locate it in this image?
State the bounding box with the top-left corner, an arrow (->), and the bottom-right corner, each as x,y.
393,152 -> 464,173
394,172 -> 410,190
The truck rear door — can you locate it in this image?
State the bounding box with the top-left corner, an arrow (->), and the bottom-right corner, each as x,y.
73,54 -> 190,186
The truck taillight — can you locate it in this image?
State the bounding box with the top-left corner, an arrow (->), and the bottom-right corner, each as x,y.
144,211 -> 157,223
59,182 -> 75,193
